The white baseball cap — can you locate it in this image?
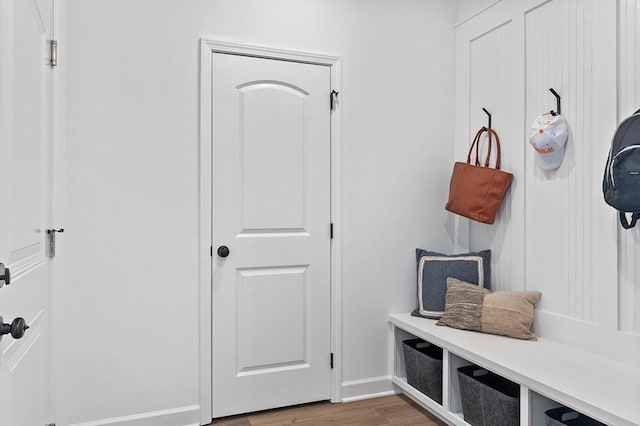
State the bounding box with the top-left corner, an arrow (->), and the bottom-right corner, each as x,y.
528,113 -> 569,170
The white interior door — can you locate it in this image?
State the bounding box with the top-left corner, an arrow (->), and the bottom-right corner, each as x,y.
0,0 -> 53,425
212,52 -> 332,417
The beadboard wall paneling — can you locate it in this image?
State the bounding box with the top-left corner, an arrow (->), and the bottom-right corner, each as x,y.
467,20 -> 526,292
456,0 -> 628,363
617,0 -> 640,336
524,0 -> 601,322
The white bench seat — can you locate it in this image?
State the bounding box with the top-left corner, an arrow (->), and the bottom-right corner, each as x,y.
389,312 -> 640,426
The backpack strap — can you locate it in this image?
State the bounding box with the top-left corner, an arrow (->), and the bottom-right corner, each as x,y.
619,212 -> 640,229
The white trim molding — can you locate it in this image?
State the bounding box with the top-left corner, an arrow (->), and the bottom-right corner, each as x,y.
67,405 -> 200,426
198,38 -> 343,423
340,376 -> 396,403
454,0 -> 503,28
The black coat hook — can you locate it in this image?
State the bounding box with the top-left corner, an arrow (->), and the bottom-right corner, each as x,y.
549,88 -> 561,116
482,108 -> 492,129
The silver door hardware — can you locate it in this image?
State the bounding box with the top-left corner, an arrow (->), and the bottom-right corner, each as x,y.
0,263 -> 10,288
47,228 -> 64,258
0,316 -> 29,342
49,40 -> 57,67
330,90 -> 339,110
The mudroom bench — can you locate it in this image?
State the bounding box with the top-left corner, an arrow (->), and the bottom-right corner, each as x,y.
389,313 -> 640,426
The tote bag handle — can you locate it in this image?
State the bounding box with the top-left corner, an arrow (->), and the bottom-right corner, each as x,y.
466,127 -> 502,170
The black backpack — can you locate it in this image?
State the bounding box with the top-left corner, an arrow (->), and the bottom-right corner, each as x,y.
603,108 -> 640,229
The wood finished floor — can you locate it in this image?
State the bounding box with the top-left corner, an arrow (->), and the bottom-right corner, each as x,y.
208,394 -> 447,426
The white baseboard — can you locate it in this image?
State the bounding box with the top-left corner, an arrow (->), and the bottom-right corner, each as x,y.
68,405 -> 200,426
340,375 -> 396,402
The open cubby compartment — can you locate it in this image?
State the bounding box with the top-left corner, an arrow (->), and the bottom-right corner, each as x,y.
447,352 -> 475,419
391,326 -> 444,404
389,325 -> 449,420
391,326 -> 416,379
451,358 -> 522,426
528,391 -> 608,426
528,391 -> 563,426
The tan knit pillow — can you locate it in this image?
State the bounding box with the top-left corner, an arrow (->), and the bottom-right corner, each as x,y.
436,277 -> 542,340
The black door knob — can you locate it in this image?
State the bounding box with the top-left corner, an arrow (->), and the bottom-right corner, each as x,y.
217,245 -> 230,258
0,316 -> 29,341
0,263 -> 10,288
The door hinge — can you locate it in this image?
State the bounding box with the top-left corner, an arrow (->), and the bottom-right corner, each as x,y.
49,40 -> 58,67
330,223 -> 334,239
210,246 -> 213,257
46,229 -> 64,258
330,90 -> 339,110
330,352 -> 334,369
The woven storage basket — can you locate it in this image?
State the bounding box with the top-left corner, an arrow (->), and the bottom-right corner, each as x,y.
545,407 -> 606,426
457,365 -> 520,426
402,339 -> 443,404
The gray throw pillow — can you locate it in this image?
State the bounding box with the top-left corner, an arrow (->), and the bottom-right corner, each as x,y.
411,248 -> 491,319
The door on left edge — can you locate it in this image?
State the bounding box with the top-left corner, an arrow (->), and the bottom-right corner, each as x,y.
0,1 -> 54,425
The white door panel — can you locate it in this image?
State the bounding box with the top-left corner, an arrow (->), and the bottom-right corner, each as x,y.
0,0 -> 53,425
11,0 -> 46,258
212,53 -> 331,417
239,81 -> 307,231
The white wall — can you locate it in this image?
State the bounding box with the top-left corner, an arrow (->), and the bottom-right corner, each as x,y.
59,1 -> 457,424
454,0 -> 640,369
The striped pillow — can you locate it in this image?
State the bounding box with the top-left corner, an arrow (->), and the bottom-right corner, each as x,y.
436,278 -> 542,340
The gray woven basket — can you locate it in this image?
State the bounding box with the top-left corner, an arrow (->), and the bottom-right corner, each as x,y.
457,365 -> 520,426
402,339 -> 443,404
545,407 -> 606,426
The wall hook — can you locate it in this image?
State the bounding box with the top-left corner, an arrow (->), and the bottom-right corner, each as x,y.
549,88 -> 561,116
482,107 -> 492,129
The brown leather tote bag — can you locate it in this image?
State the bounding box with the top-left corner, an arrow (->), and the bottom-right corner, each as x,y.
445,127 -> 513,224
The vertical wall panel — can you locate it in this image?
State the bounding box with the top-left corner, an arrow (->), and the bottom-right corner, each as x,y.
524,0 -> 599,323
618,0 -> 640,335
468,20 -> 526,292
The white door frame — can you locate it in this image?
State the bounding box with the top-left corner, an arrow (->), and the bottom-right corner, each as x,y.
198,39 -> 342,424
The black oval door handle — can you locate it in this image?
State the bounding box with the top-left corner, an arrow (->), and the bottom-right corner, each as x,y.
0,316 -> 29,342
217,245 -> 230,258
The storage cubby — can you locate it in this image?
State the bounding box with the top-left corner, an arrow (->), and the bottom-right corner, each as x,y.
389,313 -> 640,426
403,338 -> 443,404
447,353 -> 474,418
391,325 -> 444,405
530,392 -> 563,426
391,326 -> 418,379
529,391 -> 608,426
457,365 -> 520,426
